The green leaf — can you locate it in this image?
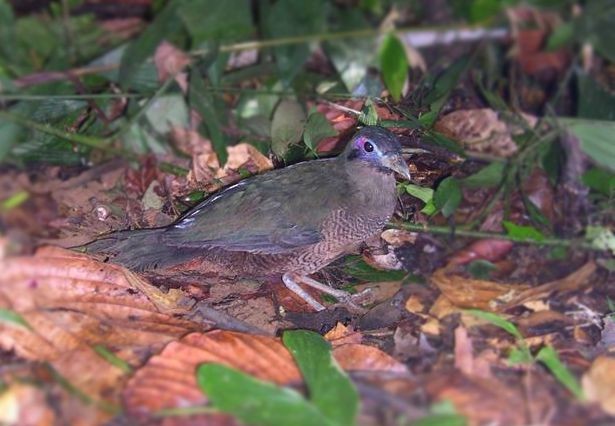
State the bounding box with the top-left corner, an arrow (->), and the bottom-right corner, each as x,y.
189,71 -> 228,165
344,256 -> 407,282
585,226 -> 615,255
178,0 -> 252,44
265,0 -> 327,84
434,177 -> 462,218
0,307 -> 32,330
413,401 -> 467,426
378,34 -> 408,102
461,162 -> 506,188
1,190 -> 28,211
466,259 -> 497,279
502,220 -> 545,242
283,330 -> 358,426
536,346 -> 585,400
404,183 -> 436,215
324,10 -> 376,92
582,167 -> 615,196
304,112 -> 337,151
565,119 -> 615,173
574,0 -> 615,63
507,345 -> 534,365
271,99 -> 305,158
197,364 -> 330,426
119,1 -> 182,88
577,72 -> 615,121
464,309 -> 523,340
92,345 -> 132,373
359,98 -> 379,126
547,22 -> 574,50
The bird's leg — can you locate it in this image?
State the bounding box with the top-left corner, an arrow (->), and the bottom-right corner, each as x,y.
283,273 -> 368,313
282,273 -> 326,311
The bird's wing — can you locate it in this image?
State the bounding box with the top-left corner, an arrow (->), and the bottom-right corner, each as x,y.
161,159 -> 350,254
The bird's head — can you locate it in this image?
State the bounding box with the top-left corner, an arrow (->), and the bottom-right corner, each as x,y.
342,126 -> 411,180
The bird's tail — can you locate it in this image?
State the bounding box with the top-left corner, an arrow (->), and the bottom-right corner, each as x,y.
80,228 -> 190,271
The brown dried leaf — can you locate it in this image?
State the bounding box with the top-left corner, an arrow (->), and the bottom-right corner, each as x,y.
583,356 -> 615,416
0,247 -> 200,424
434,109 -> 524,157
333,344 -> 408,373
154,41 -> 191,92
223,143 -> 273,174
324,323 -> 363,346
448,239 -> 514,266
431,267 -> 528,311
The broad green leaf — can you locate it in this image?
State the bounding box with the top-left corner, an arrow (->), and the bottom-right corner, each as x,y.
189,71 -> 228,164
271,100 -> 305,158
464,309 -> 523,340
119,1 -> 182,88
502,221 -> 545,242
265,0 -> 326,84
404,183 -> 436,215
536,346 -> 585,400
582,167 -> 615,196
434,177 -> 462,218
461,162 -> 506,188
178,0 -> 253,44
566,120 -> 615,172
344,255 -> 407,282
546,22 -> 574,50
379,34 -> 408,102
304,112 -> 337,151
283,330 -> 358,426
324,9 -> 376,92
199,364 -> 331,426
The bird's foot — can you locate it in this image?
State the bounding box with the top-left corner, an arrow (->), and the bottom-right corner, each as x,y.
282,273 -> 369,314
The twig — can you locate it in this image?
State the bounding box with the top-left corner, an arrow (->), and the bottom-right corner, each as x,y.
387,222 -> 597,250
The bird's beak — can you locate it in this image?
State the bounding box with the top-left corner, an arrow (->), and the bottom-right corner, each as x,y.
383,153 -> 411,181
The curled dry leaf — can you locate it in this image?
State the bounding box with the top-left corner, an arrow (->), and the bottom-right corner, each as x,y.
583,356 -> 615,416
434,109 -> 533,157
223,143 -> 273,175
333,344 -> 407,374
324,322 -> 363,346
0,247 -> 200,424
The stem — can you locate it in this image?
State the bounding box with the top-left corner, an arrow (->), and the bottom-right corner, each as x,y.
388,222 -> 595,250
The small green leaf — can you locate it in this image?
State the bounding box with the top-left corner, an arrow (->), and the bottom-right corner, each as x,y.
92,345 -> 132,373
359,98 -> 379,126
1,190 -> 29,211
507,345 -> 534,365
271,100 -> 305,158
536,346 -> 585,400
502,221 -> 545,242
378,34 -> 408,102
464,309 -> 523,340
344,256 -> 407,282
565,119 -> 615,172
404,183 -> 437,215
585,226 -> 615,255
303,112 -> 337,151
178,0 -> 253,44
434,177 -> 462,218
582,167 -> 615,196
0,308 -> 32,330
466,259 -> 497,279
197,364 -> 329,426
283,330 -> 358,426
461,162 -> 506,188
547,22 -> 574,50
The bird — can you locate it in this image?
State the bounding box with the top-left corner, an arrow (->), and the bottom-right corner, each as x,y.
84,126 -> 411,311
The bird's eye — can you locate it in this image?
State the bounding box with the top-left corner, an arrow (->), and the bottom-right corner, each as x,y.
363,141 -> 374,152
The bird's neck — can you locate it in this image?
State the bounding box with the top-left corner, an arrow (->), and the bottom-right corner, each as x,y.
342,159 -> 398,199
